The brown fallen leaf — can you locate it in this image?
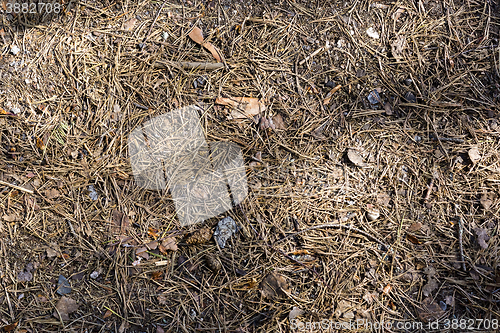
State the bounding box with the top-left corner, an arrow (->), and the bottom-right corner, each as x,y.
347,148 -> 366,167
407,234 -> 423,245
188,27 -> 224,62
45,188 -> 60,199
160,237 -> 178,252
53,296 -> 79,321
103,309 -> 112,319
418,297 -> 445,322
473,227 -> 489,249
323,84 -> 342,105
272,114 -> 286,130
260,272 -> 290,300
1,322 -> 18,333
188,27 -> 204,44
203,42 -> 223,62
408,222 -> 423,232
216,97 -> 266,120
136,247 -> 149,260
123,18 -> 137,31
111,209 -> 130,235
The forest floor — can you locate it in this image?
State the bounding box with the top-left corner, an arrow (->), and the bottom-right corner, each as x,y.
0,0 -> 500,332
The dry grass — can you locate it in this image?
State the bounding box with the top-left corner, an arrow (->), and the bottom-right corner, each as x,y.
0,0 -> 499,332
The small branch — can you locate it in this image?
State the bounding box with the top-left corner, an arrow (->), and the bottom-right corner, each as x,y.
154,61 -> 224,70
0,180 -> 34,194
454,204 -> 467,272
424,178 -> 434,205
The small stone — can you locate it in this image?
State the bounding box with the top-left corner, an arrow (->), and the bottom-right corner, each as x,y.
56,275 -> 72,295
162,32 -> 169,40
366,27 -> 380,39
405,92 -> 417,103
10,107 -> 21,115
90,271 -> 99,279
403,78 -> 413,86
214,217 -> 238,249
10,45 -> 20,55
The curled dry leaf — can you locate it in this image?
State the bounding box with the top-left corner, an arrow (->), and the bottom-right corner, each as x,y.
347,148 -> 366,167
392,7 -> 405,21
422,277 -> 438,297
468,147 -> 481,164
123,18 -> 137,31
260,272 -> 290,299
216,97 -> 266,120
188,27 -> 204,44
159,237 -> 178,253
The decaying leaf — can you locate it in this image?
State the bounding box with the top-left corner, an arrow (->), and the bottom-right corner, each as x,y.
185,227 -> 212,245
408,222 -> 423,232
363,292 -> 379,304
1,322 -> 18,332
272,114 -> 286,130
391,35 -> 406,61
480,192 -> 497,210
136,246 -> 149,259
45,188 -> 60,199
216,97 -> 266,120
123,18 -> 137,31
347,148 -> 366,167
2,214 -> 18,222
473,227 -> 489,249
53,296 -> 79,321
468,147 -> 481,164
289,307 -> 305,320
382,284 -> 392,295
111,209 -> 130,235
159,237 -> 178,253
422,277 -> 438,297
376,192 -> 391,206
260,272 -> 290,299
392,7 -> 405,21
418,297 -> 445,322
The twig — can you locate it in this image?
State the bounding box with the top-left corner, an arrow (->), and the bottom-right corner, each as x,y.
0,180 -> 34,194
424,178 -> 434,205
454,204 -> 466,272
153,60 -> 224,70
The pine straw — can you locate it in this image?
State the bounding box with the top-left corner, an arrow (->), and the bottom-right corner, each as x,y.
0,0 -> 499,332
